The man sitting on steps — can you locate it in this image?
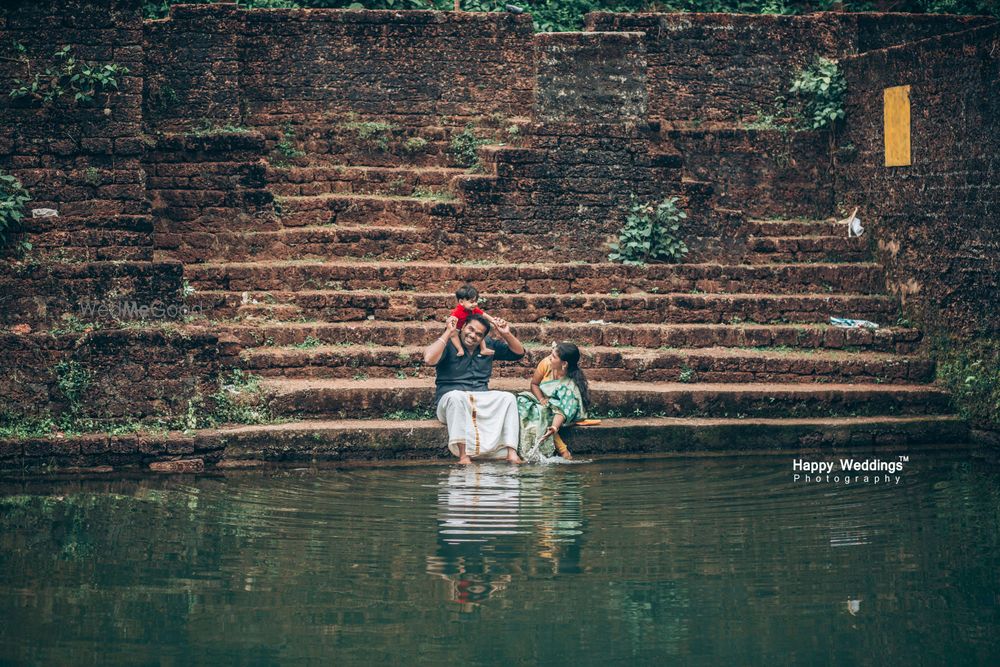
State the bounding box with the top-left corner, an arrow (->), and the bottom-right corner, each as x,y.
423,313 -> 526,465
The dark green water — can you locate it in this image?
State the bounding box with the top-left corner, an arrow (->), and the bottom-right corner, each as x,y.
2,451 -> 999,666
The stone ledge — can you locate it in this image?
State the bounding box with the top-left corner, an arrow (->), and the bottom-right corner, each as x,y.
0,415 -> 970,477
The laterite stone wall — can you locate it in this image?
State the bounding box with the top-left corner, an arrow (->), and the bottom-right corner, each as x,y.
144,7 -> 536,131
0,329 -> 237,421
0,0 -> 151,260
586,12 -> 994,123
837,23 -> 1000,337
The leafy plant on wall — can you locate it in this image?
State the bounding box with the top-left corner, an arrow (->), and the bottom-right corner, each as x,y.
788,57 -> 846,130
608,195 -> 689,266
8,44 -> 130,106
0,171 -> 31,254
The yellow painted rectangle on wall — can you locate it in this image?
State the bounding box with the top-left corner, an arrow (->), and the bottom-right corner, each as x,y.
884,85 -> 911,167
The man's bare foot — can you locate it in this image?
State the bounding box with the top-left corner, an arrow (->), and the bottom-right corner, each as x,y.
456,350 -> 465,357
559,450 -> 573,461
506,449 -> 523,465
458,455 -> 472,465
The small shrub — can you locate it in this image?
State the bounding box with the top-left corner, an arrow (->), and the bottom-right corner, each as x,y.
411,186 -> 456,202
275,123 -> 306,160
608,195 -> 689,266
55,359 -> 92,415
148,80 -> 180,113
0,171 -> 31,252
935,337 -> 1000,429
448,125 -> 487,168
83,167 -> 101,186
402,136 -> 428,153
788,57 -> 846,130
49,314 -> 98,335
295,335 -> 323,349
678,366 -> 697,383
342,120 -> 397,151
384,407 -> 435,420
191,120 -> 251,137
9,45 -> 129,106
209,369 -> 271,426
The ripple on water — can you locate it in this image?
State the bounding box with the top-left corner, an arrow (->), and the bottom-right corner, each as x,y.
1,453 -> 998,666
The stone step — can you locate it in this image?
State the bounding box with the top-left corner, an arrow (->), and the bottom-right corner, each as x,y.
747,236 -> 870,263
188,289 -> 898,324
261,377 -> 954,420
206,321 -> 923,354
257,122 -> 511,168
185,259 -> 887,295
156,225 -> 438,264
274,193 -> 462,228
243,344 -> 934,384
266,164 -> 467,197
6,416 -> 969,473
749,218 -> 846,236
161,225 -> 689,265
208,415 -> 970,463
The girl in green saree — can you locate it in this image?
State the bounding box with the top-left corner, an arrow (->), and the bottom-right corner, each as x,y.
516,342 -> 591,462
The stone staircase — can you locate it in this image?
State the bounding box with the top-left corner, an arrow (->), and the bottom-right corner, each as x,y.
163,119 -> 965,461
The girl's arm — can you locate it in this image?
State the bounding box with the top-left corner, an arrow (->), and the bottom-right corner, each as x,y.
530,363 -> 548,405
543,413 -> 566,439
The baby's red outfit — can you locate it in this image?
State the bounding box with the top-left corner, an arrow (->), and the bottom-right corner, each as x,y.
450,304 -> 484,329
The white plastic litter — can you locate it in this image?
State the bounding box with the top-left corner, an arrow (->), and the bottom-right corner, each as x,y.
31,208 -> 58,218
838,207 -> 864,237
588,319 -> 607,325
830,317 -> 879,329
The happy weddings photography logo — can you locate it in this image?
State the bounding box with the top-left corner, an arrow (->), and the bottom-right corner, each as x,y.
792,455 -> 910,486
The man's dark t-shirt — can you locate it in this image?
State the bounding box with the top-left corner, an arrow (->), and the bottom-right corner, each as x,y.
434,337 -> 524,405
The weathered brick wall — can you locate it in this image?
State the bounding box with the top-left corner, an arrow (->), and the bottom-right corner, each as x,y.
0,261 -> 185,329
666,127 -> 834,218
146,131 -> 274,262
0,0 -> 186,330
143,7 -> 536,132
534,32 -> 646,123
144,3 -> 243,130
0,0 -> 151,260
457,124 -> 674,255
458,31 -> 738,260
459,32 -> 661,255
836,24 -> 999,336
0,329 -> 236,421
585,12 -> 993,123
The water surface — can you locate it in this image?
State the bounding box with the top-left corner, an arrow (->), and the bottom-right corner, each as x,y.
2,450 -> 999,665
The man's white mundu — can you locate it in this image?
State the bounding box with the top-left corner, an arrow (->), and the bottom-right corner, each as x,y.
437,390 -> 520,460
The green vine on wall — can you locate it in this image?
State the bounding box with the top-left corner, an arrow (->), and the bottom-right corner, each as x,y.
8,44 -> 129,106
0,171 -> 31,254
788,57 -> 846,131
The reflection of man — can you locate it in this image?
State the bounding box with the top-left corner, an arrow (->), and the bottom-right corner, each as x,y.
423,313 -> 525,464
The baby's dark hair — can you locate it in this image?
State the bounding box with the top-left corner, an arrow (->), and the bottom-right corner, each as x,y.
555,342 -> 591,409
455,284 -> 479,302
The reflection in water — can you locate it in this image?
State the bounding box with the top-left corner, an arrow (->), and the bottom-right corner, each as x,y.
1,454 -> 1000,665
427,465 -> 584,608
437,466 -> 526,543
